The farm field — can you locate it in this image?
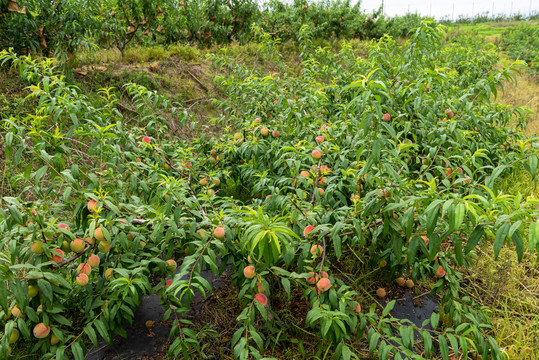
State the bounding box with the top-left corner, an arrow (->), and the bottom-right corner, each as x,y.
0,1 -> 538,360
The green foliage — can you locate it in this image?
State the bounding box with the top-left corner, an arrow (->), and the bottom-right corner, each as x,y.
0,21 -> 538,360
501,25 -> 539,73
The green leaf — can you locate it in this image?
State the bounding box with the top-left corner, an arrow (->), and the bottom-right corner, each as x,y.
439,335 -> 449,360
493,222 -> 510,259
465,225 -> 484,254
382,300 -> 395,317
71,342 -> 84,360
281,278 -> 290,298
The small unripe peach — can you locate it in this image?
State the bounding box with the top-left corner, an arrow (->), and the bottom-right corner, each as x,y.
303,225 -> 316,237
300,170 -> 310,178
376,288 -> 387,298
200,178 -> 208,186
320,271 -> 328,278
212,178 -> 220,186
243,265 -> 256,279
209,156 -> 216,163
85,237 -> 94,245
312,150 -> 322,160
166,259 -> 177,271
382,113 -> 391,121
445,167 -> 453,177
395,277 -> 405,287
254,117 -> 261,123
77,263 -> 92,275
51,249 -> 64,264
61,240 -> 70,253
261,128 -> 269,136
104,268 -> 113,280
87,199 -> 98,212
256,281 -> 264,293
28,285 -> 39,298
435,265 -> 446,279
142,136 -> 151,143
379,260 -> 387,268
9,328 -> 19,344
254,293 -> 268,306
213,227 -> 225,240
310,244 -> 323,257
405,279 -> 414,288
98,241 -> 111,253
70,238 -> 85,253
136,157 -> 142,162
88,254 -> 100,268
272,130 -> 279,137
36,305 -> 42,313
315,136 -> 324,143
318,188 -> 324,195
33,323 -> 51,338
50,333 -> 59,345
319,177 -> 326,186
31,242 -> 44,255
210,149 -> 217,156
317,278 -> 331,292
94,227 -> 105,242
76,273 -> 89,286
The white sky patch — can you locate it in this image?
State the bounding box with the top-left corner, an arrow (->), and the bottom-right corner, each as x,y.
356,0 -> 538,19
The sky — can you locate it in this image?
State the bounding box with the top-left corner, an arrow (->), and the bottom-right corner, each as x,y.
357,0 -> 538,19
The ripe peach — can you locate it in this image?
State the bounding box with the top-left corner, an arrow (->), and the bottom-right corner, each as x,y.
209,156 -> 216,163
87,199 -> 98,212
300,170 -> 310,178
254,293 -> 268,306
58,223 -> 70,231
317,278 -> 331,292
207,189 -> 215,196
444,167 -> 453,177
272,130 -> 279,137
261,128 -> 269,136
350,194 -> 360,202
319,165 -> 331,174
435,265 -> 446,279
395,277 -> 405,287
312,150 -> 322,160
318,177 -> 326,186
165,279 -> 173,287
376,288 -> 387,298
135,157 -> 142,162
76,273 -> 88,286
243,265 -> 256,279
104,268 -> 113,280
445,109 -> 453,118
9,328 -> 19,344
213,227 -> 225,240
88,254 -> 100,268
142,136 -> 151,143
234,133 -> 242,140
85,237 -> 94,245
351,301 -> 361,313
70,238 -> 85,253
303,225 -> 316,237
50,333 -> 59,345
200,178 -> 208,186
51,249 -> 64,264
210,149 -> 217,156
405,279 -> 414,288
212,178 -> 220,186
320,271 -> 329,278
31,242 -> 44,254
306,272 -> 318,284
254,117 -> 261,123
98,241 -> 110,253
380,260 -> 387,268
310,244 -> 323,257
94,227 -> 105,242
318,188 -> 324,195
37,305 -> 42,313
382,113 -> 391,121
28,285 -> 39,298
315,136 -> 324,143
77,263 -> 92,275
33,323 -> 50,338
166,259 -> 177,271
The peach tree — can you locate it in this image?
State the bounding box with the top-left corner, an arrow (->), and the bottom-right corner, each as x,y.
0,21 -> 538,360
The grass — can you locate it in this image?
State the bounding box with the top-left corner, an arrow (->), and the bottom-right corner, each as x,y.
448,21 -> 539,40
